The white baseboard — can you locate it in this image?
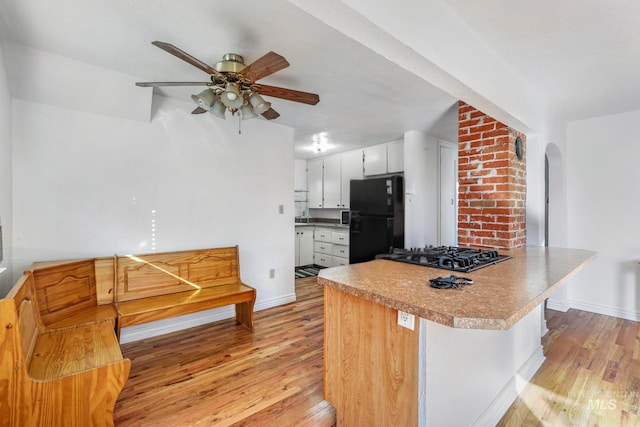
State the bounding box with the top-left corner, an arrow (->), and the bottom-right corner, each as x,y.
546,299 -> 570,312
119,293 -> 296,344
472,347 -> 546,427
568,299 -> 640,322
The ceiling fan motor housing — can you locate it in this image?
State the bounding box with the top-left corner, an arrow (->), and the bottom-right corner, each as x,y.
215,53 -> 247,73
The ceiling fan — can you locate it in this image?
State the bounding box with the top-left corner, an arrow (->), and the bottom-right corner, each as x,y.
136,41 -> 320,121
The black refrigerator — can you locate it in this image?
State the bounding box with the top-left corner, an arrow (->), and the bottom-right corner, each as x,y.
349,175 -> 404,264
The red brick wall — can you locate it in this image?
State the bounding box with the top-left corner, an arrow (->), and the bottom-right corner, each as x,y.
458,101 -> 526,249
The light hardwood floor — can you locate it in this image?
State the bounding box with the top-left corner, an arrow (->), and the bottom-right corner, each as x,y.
114,276 -> 334,427
499,308 -> 640,426
115,278 -> 639,426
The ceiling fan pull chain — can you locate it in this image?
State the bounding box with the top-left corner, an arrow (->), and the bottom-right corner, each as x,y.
238,113 -> 242,135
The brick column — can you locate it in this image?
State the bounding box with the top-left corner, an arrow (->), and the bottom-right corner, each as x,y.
458,101 -> 526,249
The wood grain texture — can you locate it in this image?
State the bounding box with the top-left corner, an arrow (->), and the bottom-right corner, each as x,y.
27,258 -> 117,329
115,246 -> 256,337
117,284 -> 255,330
95,256 -> 116,304
115,246 -> 241,301
1,276 -> 130,427
324,286 -> 419,427
29,321 -> 124,380
498,309 -> 640,426
31,259 -> 96,324
114,277 -> 335,427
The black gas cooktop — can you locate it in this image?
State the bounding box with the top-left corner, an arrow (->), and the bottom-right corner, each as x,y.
375,246 -> 512,273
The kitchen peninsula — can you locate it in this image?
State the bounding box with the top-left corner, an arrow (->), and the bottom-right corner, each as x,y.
319,246 -> 596,426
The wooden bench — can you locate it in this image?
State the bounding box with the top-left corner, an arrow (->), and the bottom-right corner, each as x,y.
0,272 -> 130,427
114,246 -> 256,338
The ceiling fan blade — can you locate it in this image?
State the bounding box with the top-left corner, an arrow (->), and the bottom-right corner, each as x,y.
257,84 -> 319,105
261,108 -> 280,120
241,51 -> 289,82
151,41 -> 223,77
136,82 -> 213,87
192,107 -> 207,114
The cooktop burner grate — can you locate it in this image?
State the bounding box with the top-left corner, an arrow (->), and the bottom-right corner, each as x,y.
375,246 -> 512,272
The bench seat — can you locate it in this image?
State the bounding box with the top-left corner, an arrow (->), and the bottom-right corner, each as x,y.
29,320 -> 124,380
117,283 -> 256,333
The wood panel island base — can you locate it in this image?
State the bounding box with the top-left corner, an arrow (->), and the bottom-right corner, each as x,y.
319,247 -> 596,427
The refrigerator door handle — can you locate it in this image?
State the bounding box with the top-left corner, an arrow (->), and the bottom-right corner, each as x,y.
350,211 -> 361,233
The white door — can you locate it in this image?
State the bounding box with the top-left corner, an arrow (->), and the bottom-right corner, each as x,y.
439,141 -> 457,246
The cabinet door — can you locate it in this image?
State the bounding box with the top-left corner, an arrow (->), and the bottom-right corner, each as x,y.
363,144 -> 387,176
323,155 -> 342,208
315,227 -> 333,242
387,140 -> 404,173
294,159 -> 308,191
295,229 -> 300,266
307,158 -> 324,208
340,149 -> 363,208
314,241 -> 334,255
314,252 -> 333,268
299,228 -> 315,266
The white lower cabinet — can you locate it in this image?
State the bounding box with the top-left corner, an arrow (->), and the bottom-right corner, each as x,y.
295,226 -> 314,267
314,227 -> 349,267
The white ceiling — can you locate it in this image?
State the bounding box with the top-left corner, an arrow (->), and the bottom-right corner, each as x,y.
0,0 -> 638,159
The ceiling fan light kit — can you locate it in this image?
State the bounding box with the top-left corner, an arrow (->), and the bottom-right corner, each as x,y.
249,93 -> 271,115
209,98 -> 227,119
240,103 -> 258,120
220,82 -> 243,110
136,41 -> 320,127
191,89 -> 217,110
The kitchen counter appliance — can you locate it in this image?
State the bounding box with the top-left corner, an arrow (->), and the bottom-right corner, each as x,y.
375,246 -> 511,272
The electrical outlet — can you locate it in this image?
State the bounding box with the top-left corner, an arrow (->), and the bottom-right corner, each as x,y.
278,204 -> 284,214
397,310 -> 415,330
269,268 -> 275,279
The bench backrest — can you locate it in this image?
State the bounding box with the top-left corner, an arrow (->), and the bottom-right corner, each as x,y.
115,246 -> 242,302
28,259 -> 101,326
2,273 -> 43,379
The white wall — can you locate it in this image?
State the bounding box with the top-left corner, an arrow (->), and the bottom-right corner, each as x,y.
565,109 -> 640,320
0,42 -> 13,296
11,93 -> 296,340
423,306 -> 544,426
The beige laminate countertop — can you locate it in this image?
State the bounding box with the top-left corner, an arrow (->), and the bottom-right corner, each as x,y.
318,246 -> 596,330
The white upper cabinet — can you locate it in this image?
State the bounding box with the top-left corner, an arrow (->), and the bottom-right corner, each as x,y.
304,141 -> 401,208
363,144 -> 387,176
322,155 -> 342,208
364,140 -> 404,176
306,149 -> 363,209
307,158 -> 324,209
387,140 -> 404,173
294,159 -> 308,191
340,149 -> 363,208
